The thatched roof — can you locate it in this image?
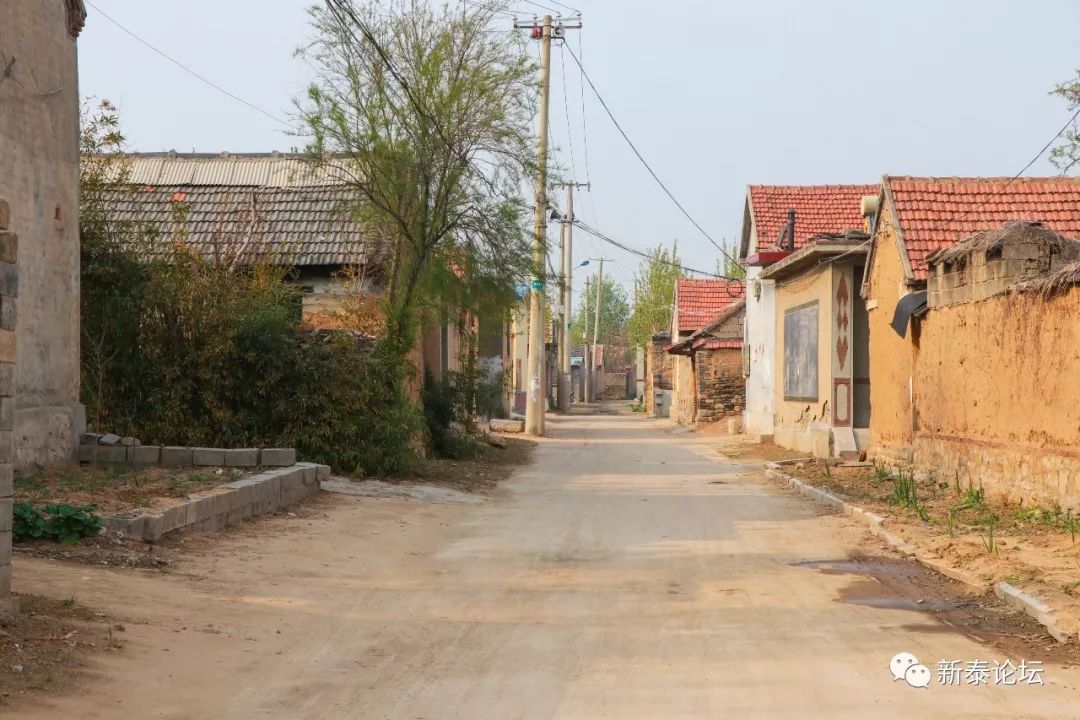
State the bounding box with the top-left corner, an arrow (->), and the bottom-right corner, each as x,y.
1015,260 -> 1080,299
926,221 -> 1080,267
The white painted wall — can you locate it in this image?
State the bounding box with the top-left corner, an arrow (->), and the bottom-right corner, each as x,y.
744,266 -> 776,436
742,215 -> 776,436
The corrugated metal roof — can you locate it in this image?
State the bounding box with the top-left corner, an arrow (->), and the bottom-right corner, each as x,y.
113,153 -> 351,188
97,154 -> 375,267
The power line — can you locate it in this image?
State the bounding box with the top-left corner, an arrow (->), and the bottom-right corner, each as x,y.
518,0 -> 574,15
558,44 -> 577,183
85,1 -> 291,129
1009,104 -> 1080,181
573,219 -> 744,283
544,0 -> 582,14
563,43 -> 743,271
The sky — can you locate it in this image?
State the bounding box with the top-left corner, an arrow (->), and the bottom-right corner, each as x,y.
78,0 -> 1080,300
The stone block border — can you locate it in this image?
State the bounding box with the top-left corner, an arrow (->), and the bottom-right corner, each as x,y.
764,460 -> 1076,644
101,462 -> 329,542
79,442 -> 296,469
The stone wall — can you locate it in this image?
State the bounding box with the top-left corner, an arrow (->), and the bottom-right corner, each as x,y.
645,331 -> 672,416
694,348 -> 744,424
0,1 -> 84,468
911,286 -> 1080,508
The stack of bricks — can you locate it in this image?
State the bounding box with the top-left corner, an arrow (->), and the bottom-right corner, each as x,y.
0,199 -> 17,617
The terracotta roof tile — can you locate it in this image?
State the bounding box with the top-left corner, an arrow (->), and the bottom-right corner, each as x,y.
749,184 -> 877,251
886,176 -> 1080,279
676,278 -> 745,334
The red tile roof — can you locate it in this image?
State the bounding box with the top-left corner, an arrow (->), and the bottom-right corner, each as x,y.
676,278 -> 745,334
696,338 -> 742,350
885,176 -> 1080,280
748,184 -> 877,251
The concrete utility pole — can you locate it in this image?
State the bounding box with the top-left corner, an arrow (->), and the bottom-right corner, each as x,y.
516,13 -> 581,436
590,258 -> 605,402
583,275 -> 590,405
555,181 -> 588,412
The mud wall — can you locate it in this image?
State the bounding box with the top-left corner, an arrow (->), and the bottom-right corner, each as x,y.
865,207 -> 916,465
912,288 -> 1080,507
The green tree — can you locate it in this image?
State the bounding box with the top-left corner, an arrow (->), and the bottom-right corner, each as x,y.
297,0 -> 537,346
572,276 -> 630,348
628,244 -> 682,349
1051,71 -> 1080,173
717,238 -> 746,279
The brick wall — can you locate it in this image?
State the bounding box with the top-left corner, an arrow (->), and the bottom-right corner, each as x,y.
694,348 -> 745,424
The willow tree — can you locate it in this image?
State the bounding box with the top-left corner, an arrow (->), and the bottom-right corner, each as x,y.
297,0 -> 537,347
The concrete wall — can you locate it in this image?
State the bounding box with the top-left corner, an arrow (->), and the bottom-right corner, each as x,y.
744,263 -> 777,437
0,0 -> 84,469
911,287 -> 1080,508
864,206 -> 916,465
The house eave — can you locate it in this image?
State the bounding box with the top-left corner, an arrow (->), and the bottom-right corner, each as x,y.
760,241 -> 868,281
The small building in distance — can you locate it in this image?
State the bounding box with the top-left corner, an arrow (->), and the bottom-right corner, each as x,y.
667,278 -> 746,426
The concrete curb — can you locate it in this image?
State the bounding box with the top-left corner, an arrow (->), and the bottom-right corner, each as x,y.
763,463 -> 1076,643
101,462 -> 330,542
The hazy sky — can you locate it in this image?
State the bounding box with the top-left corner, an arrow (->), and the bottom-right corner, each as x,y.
79,0 -> 1080,295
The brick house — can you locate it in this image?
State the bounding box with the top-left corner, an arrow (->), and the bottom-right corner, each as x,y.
666,278 -> 745,426
739,184 -> 876,439
100,153 -> 510,405
861,176 -> 1080,467
667,298 -> 746,425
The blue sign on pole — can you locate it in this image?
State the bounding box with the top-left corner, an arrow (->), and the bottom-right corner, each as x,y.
531,279 -> 544,291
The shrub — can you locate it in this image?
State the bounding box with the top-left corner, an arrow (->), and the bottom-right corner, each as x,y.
14,502 -> 102,544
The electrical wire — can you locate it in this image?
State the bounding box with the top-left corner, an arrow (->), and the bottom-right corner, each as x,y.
541,0 -> 582,13
573,219 -> 744,284
559,44 -> 578,183
518,0 -> 569,15
85,1 -> 291,129
563,43 -> 743,272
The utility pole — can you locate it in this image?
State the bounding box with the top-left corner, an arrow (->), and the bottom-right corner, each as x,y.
516,13 -> 581,436
583,275 -> 590,405
590,258 -> 605,402
554,181 -> 588,412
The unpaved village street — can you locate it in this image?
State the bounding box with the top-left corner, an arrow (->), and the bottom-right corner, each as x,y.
15,410 -> 1080,719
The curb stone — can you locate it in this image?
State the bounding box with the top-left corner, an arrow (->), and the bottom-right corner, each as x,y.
763,463 -> 1075,644
101,462 -> 331,542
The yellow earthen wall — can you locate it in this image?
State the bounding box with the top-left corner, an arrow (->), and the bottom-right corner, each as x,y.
865,207 -> 915,463
912,288 -> 1080,507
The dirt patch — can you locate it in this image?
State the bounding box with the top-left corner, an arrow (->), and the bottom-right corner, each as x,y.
408,435 -> 535,493
16,464 -> 253,516
13,529 -> 176,570
796,550 -> 1080,665
0,594 -> 120,706
715,435 -> 809,462
782,459 -> 1080,641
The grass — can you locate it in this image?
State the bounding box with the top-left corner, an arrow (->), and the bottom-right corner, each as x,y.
15,464 -> 246,515
1062,580 -> 1080,596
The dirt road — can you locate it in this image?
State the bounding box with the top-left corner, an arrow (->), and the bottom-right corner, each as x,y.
15,410 -> 1080,718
